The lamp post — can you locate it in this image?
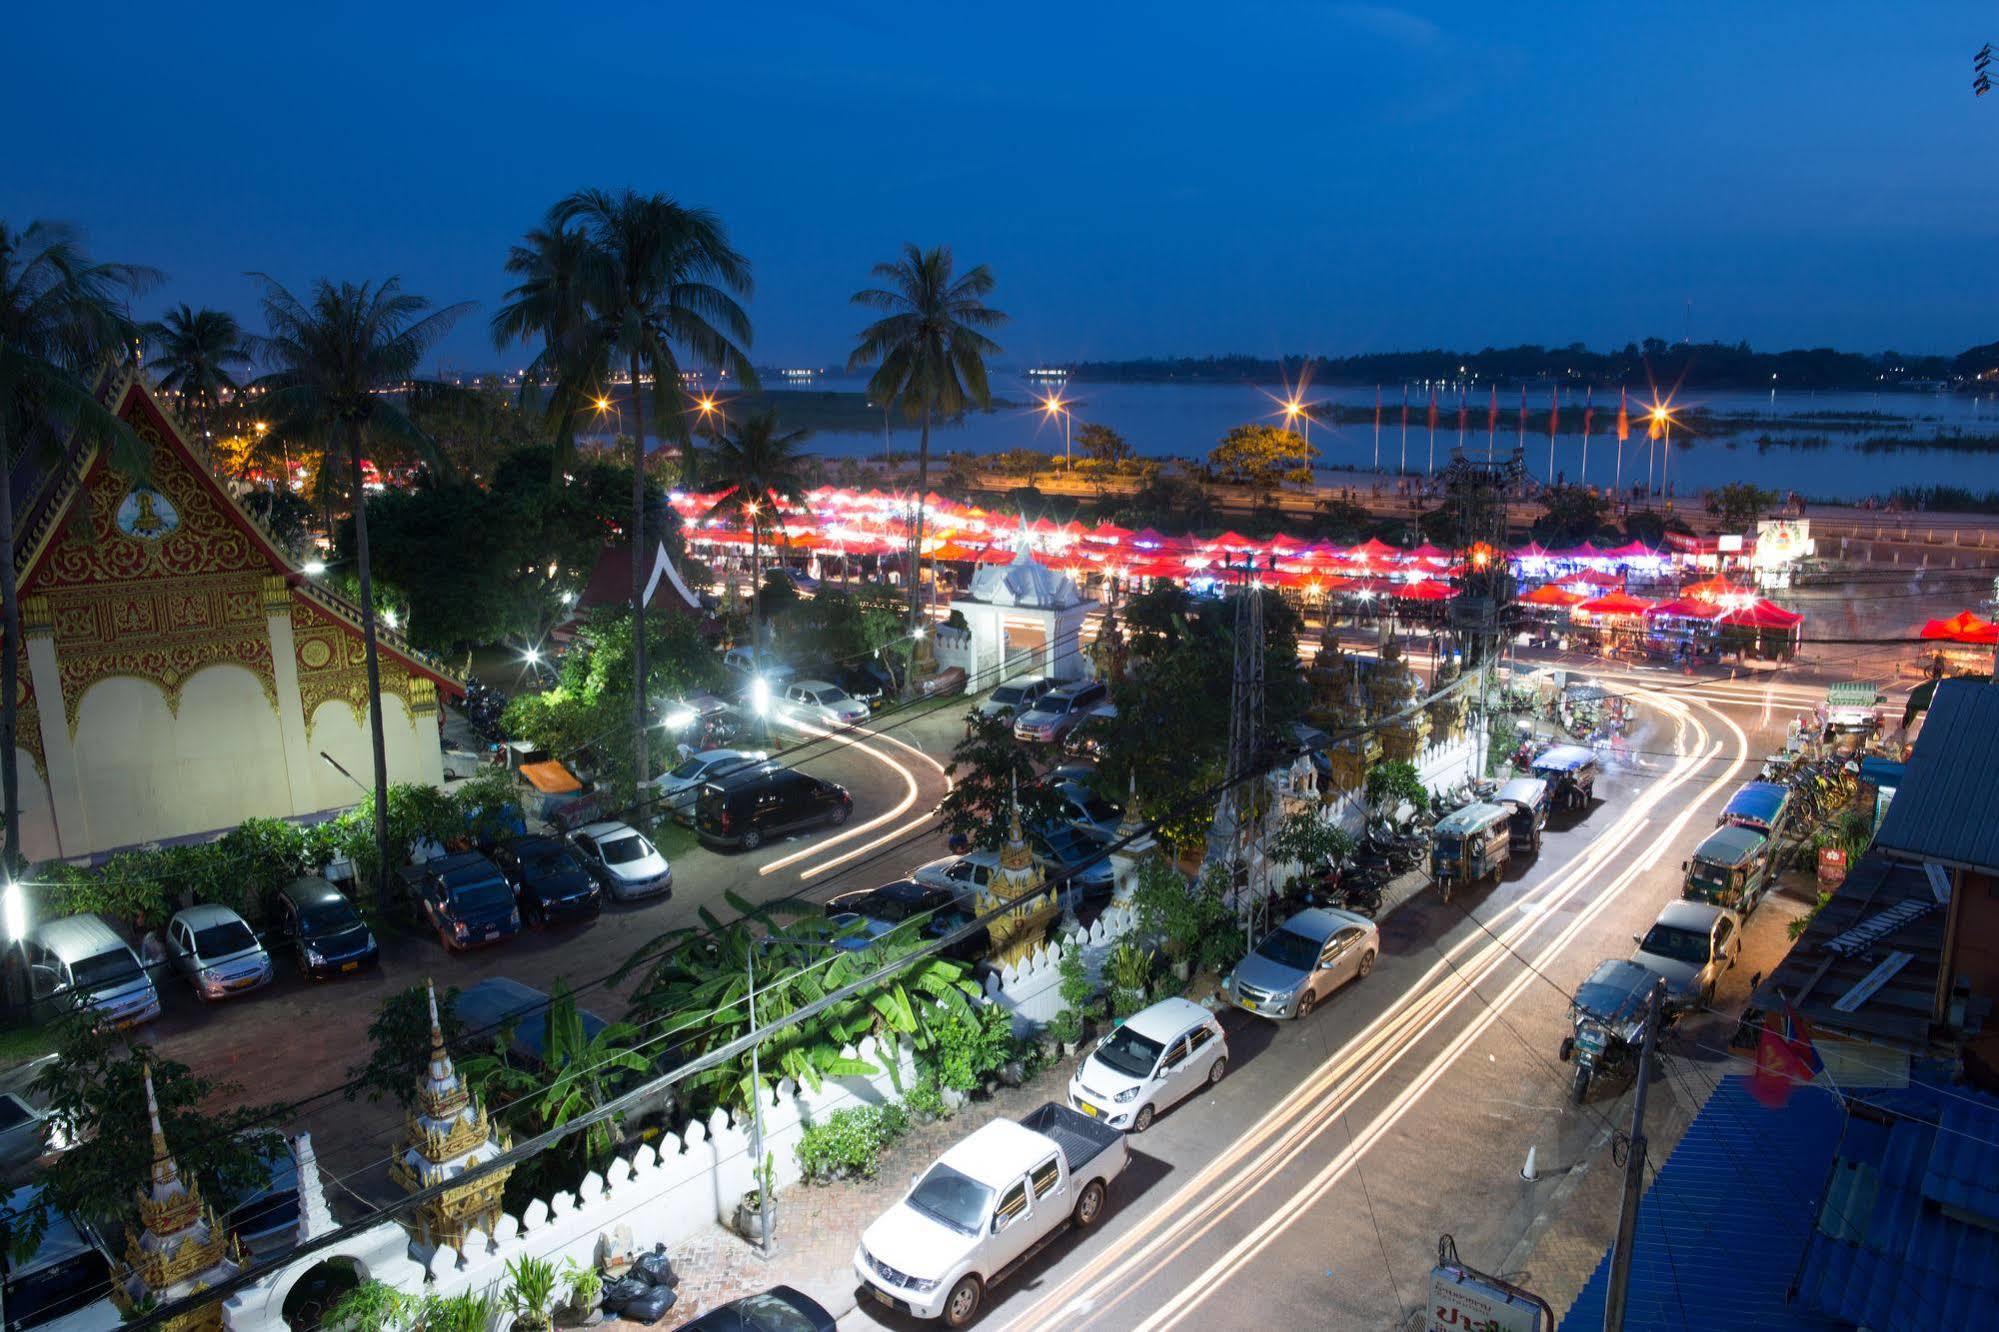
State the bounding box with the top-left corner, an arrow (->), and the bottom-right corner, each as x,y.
1040,393 -> 1072,468
1282,396 -> 1311,446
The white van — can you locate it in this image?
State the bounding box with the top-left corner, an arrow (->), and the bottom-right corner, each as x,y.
14,915 -> 160,1030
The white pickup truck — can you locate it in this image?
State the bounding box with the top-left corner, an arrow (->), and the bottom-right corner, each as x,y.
854,1102 -> 1128,1326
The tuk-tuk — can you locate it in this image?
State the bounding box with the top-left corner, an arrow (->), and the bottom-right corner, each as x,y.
1430,802 -> 1513,901
1719,781 -> 1791,840
1682,824 -> 1772,912
1559,958 -> 1663,1104
1494,777 -> 1549,853
1531,744 -> 1599,811
1823,682 -> 1884,740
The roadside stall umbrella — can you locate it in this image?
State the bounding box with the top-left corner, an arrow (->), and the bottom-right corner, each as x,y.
1919,609 -> 1998,645
1519,583 -> 1587,608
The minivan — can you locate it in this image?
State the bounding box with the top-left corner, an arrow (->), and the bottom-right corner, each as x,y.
695,767 -> 853,851
0,1185 -> 112,1330
13,915 -> 158,1030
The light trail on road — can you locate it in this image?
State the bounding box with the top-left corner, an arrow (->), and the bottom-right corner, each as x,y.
1000,685 -> 1752,1332
757,720 -> 922,877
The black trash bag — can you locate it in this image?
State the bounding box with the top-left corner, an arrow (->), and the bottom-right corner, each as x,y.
601,1275 -> 651,1313
621,1285 -> 679,1324
633,1245 -> 680,1288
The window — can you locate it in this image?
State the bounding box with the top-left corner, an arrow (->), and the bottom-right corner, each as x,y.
1030,1158 -> 1061,1199
1187,1026 -> 1214,1054
995,1181 -> 1029,1224
1713,919 -> 1734,951
1159,1037 -> 1190,1071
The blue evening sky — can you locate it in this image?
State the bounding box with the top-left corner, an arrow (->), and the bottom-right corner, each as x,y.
5,2 -> 1994,369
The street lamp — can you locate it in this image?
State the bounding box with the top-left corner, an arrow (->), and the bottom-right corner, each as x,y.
1039,393 -> 1072,467
3,879 -> 26,945
1282,396 -> 1312,445
302,559 -> 328,576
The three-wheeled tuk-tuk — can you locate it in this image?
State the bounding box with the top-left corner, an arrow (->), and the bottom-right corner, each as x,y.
1559,958 -> 1664,1105
1430,802 -> 1512,902
1719,780 -> 1792,841
1682,824 -> 1773,913
1531,744 -> 1599,812
1494,776 -> 1550,853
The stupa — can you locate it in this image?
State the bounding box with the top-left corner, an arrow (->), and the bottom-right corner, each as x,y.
977,782 -> 1060,968
109,1066 -> 247,1331
390,981 -> 513,1253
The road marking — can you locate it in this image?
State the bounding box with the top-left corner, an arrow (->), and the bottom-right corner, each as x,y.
997,690 -> 1723,1331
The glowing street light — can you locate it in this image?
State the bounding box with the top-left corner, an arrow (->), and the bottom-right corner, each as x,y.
749,675 -> 772,717
523,647 -> 542,666
302,559 -> 327,576
3,879 -> 25,943
1040,393 -> 1073,467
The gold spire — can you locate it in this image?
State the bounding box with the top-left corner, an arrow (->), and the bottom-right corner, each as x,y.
144,1061 -> 179,1195
1000,774 -> 1033,872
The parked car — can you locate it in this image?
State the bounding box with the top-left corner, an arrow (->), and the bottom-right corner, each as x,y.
975,676 -> 1056,723
567,821 -> 674,903
403,851 -> 522,951
917,904 -> 993,969
778,679 -> 871,729
491,836 -> 603,926
1051,781 -> 1123,842
806,660 -> 897,712
1059,710 -> 1116,762
1013,680 -> 1108,743
854,1102 -> 1126,1326
0,1096 -> 48,1184
1223,907 -> 1379,1019
824,881 -> 962,951
1030,822 -> 1118,903
654,749 -> 770,821
454,977 -> 612,1068
670,1285 -> 836,1332
266,877 -> 378,979
0,1185 -> 112,1332
1631,899 -> 1741,1012
224,1145 -> 301,1260
721,646 -> 796,693
11,915 -> 158,1030
1066,997 -> 1227,1133
911,852 -> 996,900
695,767 -> 852,852
164,905 -> 272,1001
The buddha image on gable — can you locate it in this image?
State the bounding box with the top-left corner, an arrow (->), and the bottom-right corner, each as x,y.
116,486 -> 180,540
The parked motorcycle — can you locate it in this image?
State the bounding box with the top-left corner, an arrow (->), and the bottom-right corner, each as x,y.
1558,959 -> 1662,1104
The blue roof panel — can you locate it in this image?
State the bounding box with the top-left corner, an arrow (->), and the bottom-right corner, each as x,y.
1875,678 -> 1999,871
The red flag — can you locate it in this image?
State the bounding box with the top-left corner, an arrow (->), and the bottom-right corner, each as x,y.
1616,387 -> 1629,442
1748,1001 -> 1825,1108
1583,384 -> 1595,438
1486,385 -> 1499,434
1426,388 -> 1438,430
1548,386 -> 1559,439
1517,386 -> 1528,437
1374,385 -> 1382,430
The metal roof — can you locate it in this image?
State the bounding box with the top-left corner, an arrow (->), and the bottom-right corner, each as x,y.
1758,854 -> 1947,1051
1564,1074 -> 1843,1331
1692,824 -> 1768,866
1433,801 -> 1510,835
1875,679 -> 1999,873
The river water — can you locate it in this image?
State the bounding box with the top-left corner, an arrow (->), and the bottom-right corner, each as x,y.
773,376 -> 1999,502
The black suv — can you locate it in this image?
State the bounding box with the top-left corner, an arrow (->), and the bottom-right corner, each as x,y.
266,877 -> 378,979
490,836 -> 602,928
401,852 -> 521,951
695,767 -> 853,851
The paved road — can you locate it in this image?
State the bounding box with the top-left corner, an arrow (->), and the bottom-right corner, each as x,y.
839,670 -> 1821,1331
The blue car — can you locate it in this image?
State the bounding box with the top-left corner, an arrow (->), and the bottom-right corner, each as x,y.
403,852 -> 522,952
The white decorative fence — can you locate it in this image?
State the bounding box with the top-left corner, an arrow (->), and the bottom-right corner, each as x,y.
932,625 -> 974,675
982,903 -> 1142,1037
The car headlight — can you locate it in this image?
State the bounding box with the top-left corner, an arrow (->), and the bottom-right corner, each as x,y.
1114,1086 -> 1141,1103
906,1274 -> 940,1293
304,946 -> 326,966
453,920 -> 469,938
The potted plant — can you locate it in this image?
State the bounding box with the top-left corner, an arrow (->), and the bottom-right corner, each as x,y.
1047,1007 -> 1085,1059
735,1151 -> 777,1245
504,1254 -> 559,1332
1106,940 -> 1153,1018
556,1259 -> 602,1327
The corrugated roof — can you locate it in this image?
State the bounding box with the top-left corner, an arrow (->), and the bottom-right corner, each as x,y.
1565,1074 -> 1843,1331
1759,854 -> 1946,1050
1875,679 -> 1999,872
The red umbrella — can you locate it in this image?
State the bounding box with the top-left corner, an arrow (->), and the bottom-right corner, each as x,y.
1919,610 -> 1997,644
1601,540 -> 1659,559
1681,574 -> 1755,603
1519,583 -> 1587,608
1131,527 -> 1173,547
1577,591 -> 1657,616
1646,597 -> 1725,620
1405,543 -> 1450,562
1090,521 -> 1134,541
1718,600 -> 1804,631
1207,531 -> 1259,550
1349,537 -> 1398,559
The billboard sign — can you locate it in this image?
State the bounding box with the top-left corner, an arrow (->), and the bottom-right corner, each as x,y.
1428,1264 -> 1547,1332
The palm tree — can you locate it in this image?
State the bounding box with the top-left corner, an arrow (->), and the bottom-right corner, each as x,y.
459,982 -> 650,1164
0,221 -> 158,863
703,410 -> 810,658
848,245 -> 1006,636
140,304 -> 248,443
554,189 -> 756,785
249,276 -> 469,907
489,222 -> 600,480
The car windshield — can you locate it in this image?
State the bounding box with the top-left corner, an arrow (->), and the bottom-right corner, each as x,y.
600,834 -> 653,866
818,686 -> 850,703
1094,1024 -> 1165,1078
449,880 -> 514,914
907,1163 -> 993,1236
737,1293 -> 819,1332
1253,928 -> 1321,972
1075,793 -> 1118,822
668,757 -> 708,780
1687,861 -> 1736,895
518,845 -> 575,876
1639,924 -> 1711,965
298,899 -> 359,934
193,921 -> 256,958
69,949 -> 140,989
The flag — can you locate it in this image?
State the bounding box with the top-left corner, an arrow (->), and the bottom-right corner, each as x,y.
1548,385 -> 1559,440
1374,385 -> 1381,430
1427,388 -> 1437,431
1748,1001 -> 1824,1108
1616,387 -> 1629,442
1401,384 -> 1409,428
1456,387 -> 1467,435
1487,385 -> 1499,435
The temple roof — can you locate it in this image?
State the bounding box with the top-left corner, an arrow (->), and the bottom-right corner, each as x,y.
964,523 -> 1085,610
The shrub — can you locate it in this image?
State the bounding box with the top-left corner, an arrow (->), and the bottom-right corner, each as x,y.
1057,948 -> 1096,1017
1130,861 -> 1234,964
1106,940 -> 1154,1017
925,1002 -> 1018,1093
795,1102 -> 911,1183
903,1077 -> 946,1122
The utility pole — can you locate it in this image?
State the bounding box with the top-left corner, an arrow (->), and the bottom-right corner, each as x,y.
1211,555 -> 1269,951
1603,977 -> 1668,1332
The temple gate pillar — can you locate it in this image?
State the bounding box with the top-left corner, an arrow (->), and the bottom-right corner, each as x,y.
261,577 -> 319,814
21,595 -> 81,857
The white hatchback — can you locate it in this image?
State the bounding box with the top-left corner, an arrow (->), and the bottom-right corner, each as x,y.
779,679 -> 871,729
1067,997 -> 1228,1133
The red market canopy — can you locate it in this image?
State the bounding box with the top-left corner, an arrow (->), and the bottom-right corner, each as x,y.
1549,541 -> 1606,561
1206,531 -> 1261,550
1405,543 -> 1451,562
1348,537 -> 1399,560
1919,610 -> 1998,644
1572,568 -> 1624,588
1577,591 -> 1657,617
1718,600 -> 1804,631
1394,579 -> 1455,601
1130,527 -> 1174,548
1519,583 -> 1587,608
1646,597 -> 1726,621
1089,521 -> 1134,541
1511,541 -> 1551,560
1681,575 -> 1755,603
1601,540 -> 1659,559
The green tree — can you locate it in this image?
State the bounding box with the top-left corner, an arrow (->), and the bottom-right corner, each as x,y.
703,410 -> 811,656
1533,483 -> 1608,546
490,220 -> 599,478
251,275 -> 469,908
1208,423 -> 1316,489
20,1013 -> 283,1254
1706,481 -> 1780,528
555,189 -> 756,784
345,981 -> 468,1108
1366,759 -> 1426,812
849,245 -> 1007,634
939,715 -> 1064,850
140,304 -> 248,442
1075,422 -> 1133,463
0,221 -> 157,863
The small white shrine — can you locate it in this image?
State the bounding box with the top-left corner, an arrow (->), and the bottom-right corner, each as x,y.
949,524 -> 1098,686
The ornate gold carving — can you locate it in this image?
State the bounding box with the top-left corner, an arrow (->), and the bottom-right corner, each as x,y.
18,595 -> 51,640
261,573 -> 291,615
408,676 -> 438,717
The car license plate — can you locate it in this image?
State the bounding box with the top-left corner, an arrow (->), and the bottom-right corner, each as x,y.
341,960 -> 359,973
228,977 -> 256,990
870,1288 -> 901,1312
1077,1101 -> 1099,1118
1578,1032 -> 1604,1054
